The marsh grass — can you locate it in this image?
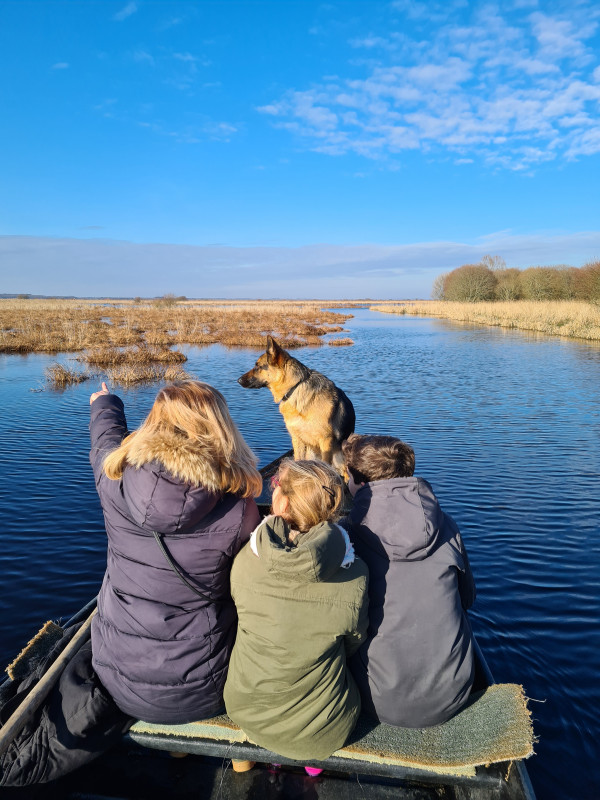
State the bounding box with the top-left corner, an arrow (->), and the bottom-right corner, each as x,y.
46,363 -> 90,386
104,364 -> 194,386
328,338 -> 354,346
81,344 -> 187,367
0,300 -> 354,360
370,300 -> 600,341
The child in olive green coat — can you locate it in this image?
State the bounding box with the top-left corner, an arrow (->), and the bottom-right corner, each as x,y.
224,459 -> 369,772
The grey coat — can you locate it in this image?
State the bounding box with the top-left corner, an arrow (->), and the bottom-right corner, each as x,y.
344,477 -> 475,728
89,394 -> 260,724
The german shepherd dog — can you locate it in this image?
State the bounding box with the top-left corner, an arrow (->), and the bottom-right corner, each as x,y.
238,336 -> 355,473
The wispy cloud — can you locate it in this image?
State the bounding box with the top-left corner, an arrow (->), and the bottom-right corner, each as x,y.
113,2 -> 138,22
3,232 -> 599,298
51,62 -> 69,70
159,16 -> 183,30
259,1 -> 600,170
131,49 -> 154,65
137,117 -> 238,144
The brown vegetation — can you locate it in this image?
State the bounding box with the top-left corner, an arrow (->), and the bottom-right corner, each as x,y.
45,363 -> 90,387
5,299 -> 359,388
0,299 -> 354,356
370,300 -> 600,341
328,338 -> 354,346
104,364 -> 194,386
433,256 -> 600,304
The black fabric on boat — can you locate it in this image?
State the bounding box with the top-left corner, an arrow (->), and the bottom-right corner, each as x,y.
0,623 -> 133,787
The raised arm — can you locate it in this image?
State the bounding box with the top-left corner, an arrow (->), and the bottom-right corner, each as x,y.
89,384 -> 128,484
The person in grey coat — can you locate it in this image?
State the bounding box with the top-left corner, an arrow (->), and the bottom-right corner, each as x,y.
89,380 -> 262,724
341,434 -> 476,729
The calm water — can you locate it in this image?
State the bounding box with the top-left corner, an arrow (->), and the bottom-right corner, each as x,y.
1,309 -> 599,799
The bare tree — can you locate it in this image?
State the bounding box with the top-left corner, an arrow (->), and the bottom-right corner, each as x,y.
480,254 -> 507,272
494,269 -> 522,300
574,260 -> 600,304
431,272 -> 448,300
519,267 -> 565,300
444,264 -> 497,302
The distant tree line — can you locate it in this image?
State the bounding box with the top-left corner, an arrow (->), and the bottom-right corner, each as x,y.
432,256 -> 600,304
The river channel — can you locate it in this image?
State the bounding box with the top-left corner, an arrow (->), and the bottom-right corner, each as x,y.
0,308 -> 598,798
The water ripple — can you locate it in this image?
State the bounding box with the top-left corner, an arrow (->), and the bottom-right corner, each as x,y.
1,312 -> 599,799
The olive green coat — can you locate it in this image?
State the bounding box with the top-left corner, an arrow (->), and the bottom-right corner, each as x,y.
223,516 -> 369,761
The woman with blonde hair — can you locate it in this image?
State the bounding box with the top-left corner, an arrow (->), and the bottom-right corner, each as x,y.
224,458 -> 369,772
89,380 -> 262,724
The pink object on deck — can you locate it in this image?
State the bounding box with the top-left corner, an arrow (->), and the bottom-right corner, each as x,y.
304,766 -> 323,777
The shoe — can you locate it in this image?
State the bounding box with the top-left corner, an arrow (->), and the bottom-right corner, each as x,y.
232,759 -> 256,773
304,766 -> 323,777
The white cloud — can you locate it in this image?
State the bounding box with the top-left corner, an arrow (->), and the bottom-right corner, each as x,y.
113,2 -> 138,22
3,232 -> 599,299
258,2 -> 600,170
529,12 -> 596,62
51,62 -> 69,70
132,50 -> 154,65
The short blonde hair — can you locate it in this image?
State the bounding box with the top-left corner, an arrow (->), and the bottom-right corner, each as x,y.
103,381 -> 263,498
277,459 -> 345,533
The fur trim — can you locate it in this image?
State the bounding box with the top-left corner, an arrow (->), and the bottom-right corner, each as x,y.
125,430 -> 223,491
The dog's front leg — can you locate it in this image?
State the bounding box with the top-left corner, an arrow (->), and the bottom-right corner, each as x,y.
290,433 -> 304,460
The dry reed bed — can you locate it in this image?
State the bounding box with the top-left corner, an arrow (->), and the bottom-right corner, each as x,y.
46,361 -> 193,388
1,299 -> 355,388
370,301 -> 600,341
1,299 -> 353,356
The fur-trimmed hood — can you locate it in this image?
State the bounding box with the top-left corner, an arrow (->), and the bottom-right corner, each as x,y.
125,429 -> 224,493
121,430 -> 225,534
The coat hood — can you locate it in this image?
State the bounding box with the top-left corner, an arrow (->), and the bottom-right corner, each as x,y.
122,461 -> 221,534
253,516 -> 347,582
124,429 -> 224,491
350,477 -> 444,562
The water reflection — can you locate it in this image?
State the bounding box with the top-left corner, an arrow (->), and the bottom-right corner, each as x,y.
1,310 -> 599,799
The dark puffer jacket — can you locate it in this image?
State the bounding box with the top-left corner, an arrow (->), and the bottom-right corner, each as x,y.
89,394 -> 260,724
344,477 -> 475,728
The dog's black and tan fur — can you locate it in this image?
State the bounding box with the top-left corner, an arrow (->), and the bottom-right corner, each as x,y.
238,336 -> 355,473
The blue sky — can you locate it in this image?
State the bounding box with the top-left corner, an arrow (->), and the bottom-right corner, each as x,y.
1,0 -> 599,298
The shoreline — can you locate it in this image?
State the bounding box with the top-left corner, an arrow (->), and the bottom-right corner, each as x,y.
370,300 -> 600,342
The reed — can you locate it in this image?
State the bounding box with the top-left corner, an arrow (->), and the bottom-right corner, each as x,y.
370,301 -> 600,341
46,363 -> 90,387
103,364 -> 194,387
0,299 -> 354,358
81,345 -> 187,367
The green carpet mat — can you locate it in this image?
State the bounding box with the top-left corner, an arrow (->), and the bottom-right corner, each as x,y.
131,683 -> 534,777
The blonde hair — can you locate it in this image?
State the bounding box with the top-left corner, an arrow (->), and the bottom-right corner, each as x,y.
103,381 -> 263,498
277,459 -> 345,533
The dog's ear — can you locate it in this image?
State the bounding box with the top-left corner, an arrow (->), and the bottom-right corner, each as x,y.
266,335 -> 282,364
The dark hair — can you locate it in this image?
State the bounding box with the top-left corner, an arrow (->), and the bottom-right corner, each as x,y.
342,433 -> 415,483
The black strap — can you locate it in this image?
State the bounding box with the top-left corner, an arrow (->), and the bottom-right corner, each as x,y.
153,532 -> 213,601
281,374 -> 310,403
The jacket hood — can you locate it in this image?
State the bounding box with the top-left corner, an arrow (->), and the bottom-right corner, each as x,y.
122,460 -> 221,534
125,429 -> 225,492
351,477 -> 444,562
254,516 -> 347,582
